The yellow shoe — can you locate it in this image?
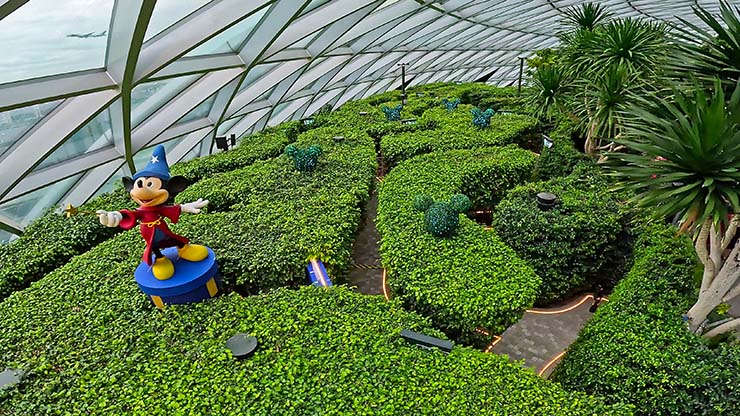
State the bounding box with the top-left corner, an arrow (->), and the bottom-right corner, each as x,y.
178,244 -> 208,262
152,257 -> 174,280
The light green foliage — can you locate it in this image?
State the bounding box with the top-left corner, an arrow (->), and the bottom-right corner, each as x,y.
552,224 -> 740,415
381,104 -> 538,167
377,146 -> 541,336
0,129 -> 294,300
0,246 -> 630,415
176,127 -> 376,288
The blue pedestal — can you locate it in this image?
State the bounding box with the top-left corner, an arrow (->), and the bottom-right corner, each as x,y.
134,246 -> 219,309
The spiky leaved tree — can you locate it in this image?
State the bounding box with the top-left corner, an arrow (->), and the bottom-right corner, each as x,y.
609,80 -> 740,337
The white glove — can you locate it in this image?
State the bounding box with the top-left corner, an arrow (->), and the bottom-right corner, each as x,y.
181,198 -> 209,214
96,210 -> 123,227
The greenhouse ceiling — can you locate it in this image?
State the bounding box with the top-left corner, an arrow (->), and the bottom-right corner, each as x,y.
0,0 -> 732,239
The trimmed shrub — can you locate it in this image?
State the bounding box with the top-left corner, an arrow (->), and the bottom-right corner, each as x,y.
377,146 -> 541,338
176,127 -> 376,288
0,130 -> 294,300
492,167 -> 625,303
0,242 -> 630,415
534,138 -> 593,181
552,224 -> 740,415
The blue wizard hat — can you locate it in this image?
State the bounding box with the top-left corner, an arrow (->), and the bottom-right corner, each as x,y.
133,145 -> 171,181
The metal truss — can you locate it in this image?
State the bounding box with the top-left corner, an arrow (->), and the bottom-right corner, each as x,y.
0,0 -> 734,235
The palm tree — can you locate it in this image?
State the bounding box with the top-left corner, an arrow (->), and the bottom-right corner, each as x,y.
609,79 -> 740,336
526,65 -> 570,122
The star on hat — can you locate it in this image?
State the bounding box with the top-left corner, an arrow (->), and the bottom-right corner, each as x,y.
133,145 -> 171,181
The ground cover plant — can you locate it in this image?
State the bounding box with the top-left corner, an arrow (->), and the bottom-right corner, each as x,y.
376,146 -> 541,340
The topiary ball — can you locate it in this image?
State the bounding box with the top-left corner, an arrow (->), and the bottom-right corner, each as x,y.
424,202 -> 460,237
413,194 -> 434,212
449,194 -> 472,213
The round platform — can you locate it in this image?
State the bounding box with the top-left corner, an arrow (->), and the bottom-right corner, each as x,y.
135,246 -> 219,308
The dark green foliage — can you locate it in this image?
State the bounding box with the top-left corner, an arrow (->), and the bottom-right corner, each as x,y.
377,146 -> 541,336
610,79 -> 740,230
552,224 -> 740,415
284,144 -> 323,173
534,136 -> 593,181
471,107 -> 495,128
562,2 -> 612,31
492,167 -> 625,303
673,0 -> 740,85
381,105 -> 538,167
527,65 -> 570,121
414,194 -> 471,237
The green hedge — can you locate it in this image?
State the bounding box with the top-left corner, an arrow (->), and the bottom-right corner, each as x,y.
176,126 -> 376,289
0,233 -> 629,414
552,224 -> 740,414
492,167 -> 625,303
0,129 -> 294,301
534,137 -> 593,181
381,105 -> 538,167
376,146 -> 541,338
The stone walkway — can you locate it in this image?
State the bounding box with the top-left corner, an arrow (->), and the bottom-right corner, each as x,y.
489,295 -> 599,378
348,188 -> 384,295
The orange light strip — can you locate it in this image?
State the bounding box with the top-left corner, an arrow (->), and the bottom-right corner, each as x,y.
475,327 -> 490,336
382,268 -> 390,301
484,335 -> 503,353
538,351 -> 566,377
526,295 -> 593,315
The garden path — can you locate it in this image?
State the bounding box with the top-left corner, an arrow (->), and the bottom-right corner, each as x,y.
347,187 -> 384,295
488,294 -> 601,378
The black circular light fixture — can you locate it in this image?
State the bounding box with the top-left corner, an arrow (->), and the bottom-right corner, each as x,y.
227,333 -> 258,359
536,192 -> 557,210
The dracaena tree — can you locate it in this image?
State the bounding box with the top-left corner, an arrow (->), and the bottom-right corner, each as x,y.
609,79 -> 740,337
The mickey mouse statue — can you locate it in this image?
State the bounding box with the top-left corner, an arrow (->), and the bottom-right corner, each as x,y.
96,145 -> 209,280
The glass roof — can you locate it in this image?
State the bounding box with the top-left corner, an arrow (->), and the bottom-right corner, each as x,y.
0,0 -> 113,84
0,0 -> 735,236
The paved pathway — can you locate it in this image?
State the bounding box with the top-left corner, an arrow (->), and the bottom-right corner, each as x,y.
348,188 -> 384,295
490,295 -> 599,378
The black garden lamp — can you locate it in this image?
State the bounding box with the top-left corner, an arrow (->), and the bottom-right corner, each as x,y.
400,329 -> 453,353
542,134 -> 553,149
229,133 -> 236,147
333,135 -> 345,143
215,136 -> 229,151
416,92 -> 425,97
536,192 -> 557,210
227,333 -> 258,359
359,111 -> 369,116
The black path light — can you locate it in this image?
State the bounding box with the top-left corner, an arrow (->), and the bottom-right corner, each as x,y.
517,56 -> 526,96
216,134 -> 238,152
398,62 -> 409,105
227,333 -> 258,359
536,192 -> 557,210
400,329 -> 453,353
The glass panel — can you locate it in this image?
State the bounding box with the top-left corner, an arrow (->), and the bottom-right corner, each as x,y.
174,94 -> 216,126
131,75 -> 200,127
36,107 -> 114,170
290,30 -> 322,49
0,100 -> 63,158
0,0 -> 113,84
185,7 -> 269,56
238,64 -> 278,93
0,229 -> 17,244
145,0 -> 213,41
92,165 -> 127,198
217,117 -> 241,136
304,0 -> 331,14
0,174 -> 81,225
132,136 -> 186,169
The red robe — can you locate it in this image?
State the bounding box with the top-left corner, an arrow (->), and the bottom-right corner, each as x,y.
119,205 -> 189,265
